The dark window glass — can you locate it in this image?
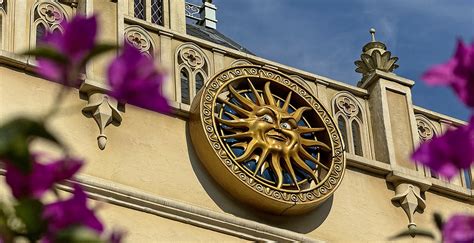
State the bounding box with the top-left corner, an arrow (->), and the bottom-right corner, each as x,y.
151,0 -> 163,25
338,116 -> 348,152
36,23 -> 46,45
352,121 -> 363,156
195,72 -> 204,94
134,0 -> 145,20
464,169 -> 472,189
181,69 -> 190,105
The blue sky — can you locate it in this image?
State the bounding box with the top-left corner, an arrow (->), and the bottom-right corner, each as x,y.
200,0 -> 473,120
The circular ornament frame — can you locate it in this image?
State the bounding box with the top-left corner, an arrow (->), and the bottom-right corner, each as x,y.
189,66 -> 346,215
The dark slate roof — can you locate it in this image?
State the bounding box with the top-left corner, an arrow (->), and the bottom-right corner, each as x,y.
186,24 -> 253,55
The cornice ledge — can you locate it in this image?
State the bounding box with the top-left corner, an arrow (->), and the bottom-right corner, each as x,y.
0,50 -> 28,69
429,178 -> 473,202
359,70 -> 415,89
386,169 -> 432,192
60,174 -> 323,242
346,153 -> 392,175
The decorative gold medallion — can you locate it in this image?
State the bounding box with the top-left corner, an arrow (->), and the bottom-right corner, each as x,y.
189,66 -> 345,215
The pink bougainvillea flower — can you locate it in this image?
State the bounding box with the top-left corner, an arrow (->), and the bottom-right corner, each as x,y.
36,15 -> 98,86
442,214 -> 474,243
5,154 -> 83,199
422,40 -> 474,108
42,185 -> 104,242
107,42 -> 169,113
411,117 -> 474,180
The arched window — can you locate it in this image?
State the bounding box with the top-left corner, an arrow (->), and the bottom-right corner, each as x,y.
134,0 -> 146,20
30,1 -> 67,49
338,115 -> 348,150
180,68 -> 190,105
36,23 -> 46,45
351,120 -> 363,156
0,15 -> 3,48
415,114 -> 440,178
175,43 -> 210,107
332,92 -> 369,157
195,72 -> 204,93
0,0 -> 7,50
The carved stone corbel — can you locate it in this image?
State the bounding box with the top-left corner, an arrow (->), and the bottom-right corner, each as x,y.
387,171 -> 431,236
79,80 -> 123,150
391,183 -> 426,232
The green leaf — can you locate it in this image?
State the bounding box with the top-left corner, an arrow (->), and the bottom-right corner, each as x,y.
0,117 -> 61,172
79,43 -> 118,68
22,47 -> 69,64
389,227 -> 435,240
55,226 -> 104,243
14,199 -> 45,240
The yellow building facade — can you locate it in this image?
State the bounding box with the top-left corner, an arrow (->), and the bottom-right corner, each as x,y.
0,0 -> 473,242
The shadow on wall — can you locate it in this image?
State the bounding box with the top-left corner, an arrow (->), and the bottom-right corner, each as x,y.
185,125 -> 333,234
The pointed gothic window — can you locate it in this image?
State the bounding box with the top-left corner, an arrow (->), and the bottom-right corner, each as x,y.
338,116 -> 348,150
352,120 -> 363,156
195,72 -> 204,94
181,69 -> 190,105
36,23 -> 46,45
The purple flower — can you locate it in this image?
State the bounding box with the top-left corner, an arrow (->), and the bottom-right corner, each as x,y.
107,42 -> 169,113
5,154 -> 83,199
36,15 -> 98,86
411,117 -> 474,180
108,229 -> 125,243
422,40 -> 474,108
443,214 -> 474,243
42,185 -> 104,242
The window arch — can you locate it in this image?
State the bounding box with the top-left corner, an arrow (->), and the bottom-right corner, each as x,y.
30,1 -> 68,49
175,43 -> 210,107
332,91 -> 369,157
134,0 -> 146,20
124,25 -> 155,57
415,114 -> 440,178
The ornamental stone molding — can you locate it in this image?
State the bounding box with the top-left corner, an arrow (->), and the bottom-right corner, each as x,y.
355,28 -> 399,83
189,65 -> 346,215
80,80 -> 123,150
334,93 -> 360,118
176,43 -> 209,72
124,25 -> 155,57
391,183 -> 426,234
230,59 -> 253,67
415,114 -> 437,142
33,1 -> 67,26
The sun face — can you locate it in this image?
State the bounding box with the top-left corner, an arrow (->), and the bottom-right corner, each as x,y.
190,66 -> 345,214
215,79 -> 332,191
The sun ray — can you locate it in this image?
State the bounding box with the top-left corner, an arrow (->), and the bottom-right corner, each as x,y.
299,149 -> 330,170
269,153 -> 283,188
228,84 -> 255,111
217,96 -> 252,117
282,92 -> 292,111
291,106 -> 311,121
231,142 -> 248,149
235,139 -> 259,163
263,82 -> 276,106
253,148 -> 270,176
283,155 -> 300,190
297,127 -> 325,134
215,116 -> 250,128
221,131 -> 253,140
247,78 -> 264,106
293,155 -> 320,184
300,138 -> 331,151
224,112 -> 239,120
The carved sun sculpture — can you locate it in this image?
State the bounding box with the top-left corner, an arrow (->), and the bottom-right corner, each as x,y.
189,66 -> 345,215
216,79 -> 331,190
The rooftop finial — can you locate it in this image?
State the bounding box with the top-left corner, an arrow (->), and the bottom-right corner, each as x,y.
370,28 -> 376,42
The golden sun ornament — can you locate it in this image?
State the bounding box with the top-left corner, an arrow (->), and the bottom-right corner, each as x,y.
190,66 -> 345,215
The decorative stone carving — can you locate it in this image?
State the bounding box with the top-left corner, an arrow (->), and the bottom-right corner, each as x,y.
335,95 -> 359,117
391,183 -> 426,234
124,26 -> 154,57
180,48 -> 204,69
230,59 -> 253,67
355,28 -> 399,83
80,81 -> 123,150
36,2 -> 66,24
289,75 -> 313,94
415,115 -> 437,142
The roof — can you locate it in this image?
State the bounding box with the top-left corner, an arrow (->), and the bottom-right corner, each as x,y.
186,24 -> 253,55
